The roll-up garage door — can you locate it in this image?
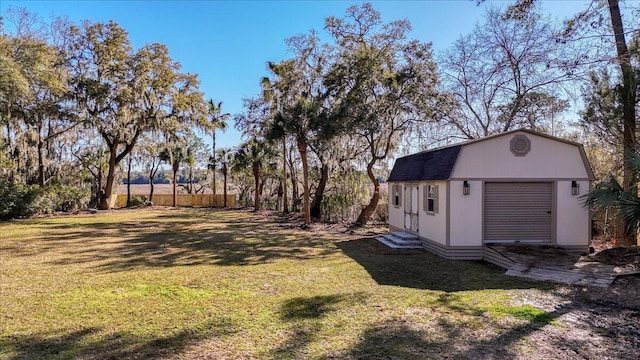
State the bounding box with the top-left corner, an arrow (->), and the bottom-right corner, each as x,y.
484,182 -> 552,242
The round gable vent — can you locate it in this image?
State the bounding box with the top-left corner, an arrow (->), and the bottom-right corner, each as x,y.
510,134 -> 531,157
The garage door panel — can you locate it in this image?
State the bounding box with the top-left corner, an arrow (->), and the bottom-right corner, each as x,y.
484,182 -> 552,242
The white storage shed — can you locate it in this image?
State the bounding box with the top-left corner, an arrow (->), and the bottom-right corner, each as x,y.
384,129 -> 595,262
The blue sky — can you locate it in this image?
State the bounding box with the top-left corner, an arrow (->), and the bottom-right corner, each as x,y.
1,0 -> 592,149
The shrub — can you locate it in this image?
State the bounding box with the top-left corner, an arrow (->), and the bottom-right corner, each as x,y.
373,201 -> 389,224
321,194 -> 358,222
0,181 -> 43,219
0,181 -> 90,220
48,185 -> 91,212
129,195 -> 147,207
0,181 -> 21,219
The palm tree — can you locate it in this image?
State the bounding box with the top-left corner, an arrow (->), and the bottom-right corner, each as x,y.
232,139 -> 275,211
206,99 -> 230,195
216,147 -> 233,208
264,56 -> 324,225
261,73 -> 288,213
159,138 -> 190,207
584,150 -> 640,245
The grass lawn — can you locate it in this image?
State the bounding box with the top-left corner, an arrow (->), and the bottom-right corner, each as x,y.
0,208 -> 636,359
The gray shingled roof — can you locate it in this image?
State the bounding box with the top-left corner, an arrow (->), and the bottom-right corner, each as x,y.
387,145 -> 462,182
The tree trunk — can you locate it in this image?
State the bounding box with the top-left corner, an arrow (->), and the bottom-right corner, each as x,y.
98,150 -> 118,210
37,128 -> 45,187
97,130 -> 140,210
173,165 -> 178,207
6,123 -> 16,183
277,180 -> 283,211
310,163 -> 329,219
223,169 -> 228,207
149,176 -> 154,203
126,154 -> 132,207
355,159 -> 380,225
288,152 -> 299,212
608,0 -> 638,244
147,160 -> 158,203
259,178 -> 266,201
212,131 -> 217,195
297,137 -> 311,224
282,137 -> 288,213
97,167 -> 103,207
286,150 -> 295,211
253,164 -> 260,211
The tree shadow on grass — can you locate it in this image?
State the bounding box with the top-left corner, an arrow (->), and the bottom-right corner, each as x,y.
91,226 -> 336,271
0,327 -> 100,360
22,211 -> 340,272
269,323 -> 322,360
0,318 -> 236,360
329,319 -> 453,359
269,293 -> 367,359
335,297 -> 640,359
444,303 -> 573,359
335,239 -> 623,355
280,294 -> 350,320
326,304 -> 565,359
323,311 -> 534,359
334,238 -> 640,358
336,238 -> 555,292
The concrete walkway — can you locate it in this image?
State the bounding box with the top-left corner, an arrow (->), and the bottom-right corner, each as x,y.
506,262 -> 617,288
491,245 -> 640,288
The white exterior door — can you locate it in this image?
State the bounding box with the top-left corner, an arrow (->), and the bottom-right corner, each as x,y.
484,182 -> 553,243
404,185 -> 419,233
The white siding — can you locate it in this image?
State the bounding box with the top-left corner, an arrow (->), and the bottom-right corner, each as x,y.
389,131 -> 591,250
556,180 -> 590,246
418,181 -> 447,245
449,180 -> 483,246
388,182 -> 404,230
450,132 -> 590,179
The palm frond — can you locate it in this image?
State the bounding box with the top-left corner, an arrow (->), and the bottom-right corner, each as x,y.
618,197 -> 640,232
582,174 -> 624,211
583,149 -> 640,234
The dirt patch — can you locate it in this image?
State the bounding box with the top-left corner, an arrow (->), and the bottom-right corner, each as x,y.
513,286 -> 640,360
582,245 -> 640,309
583,274 -> 640,309
587,246 -> 640,268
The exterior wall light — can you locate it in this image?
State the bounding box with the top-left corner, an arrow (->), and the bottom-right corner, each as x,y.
571,180 -> 579,195
463,180 -> 470,195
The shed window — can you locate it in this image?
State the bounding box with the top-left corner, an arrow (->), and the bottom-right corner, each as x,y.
424,184 -> 439,214
392,184 -> 402,207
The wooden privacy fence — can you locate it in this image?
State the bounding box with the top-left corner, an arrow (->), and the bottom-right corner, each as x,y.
110,194 -> 236,208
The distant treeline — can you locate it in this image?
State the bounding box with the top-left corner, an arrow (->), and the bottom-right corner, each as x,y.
122,172 -> 204,185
